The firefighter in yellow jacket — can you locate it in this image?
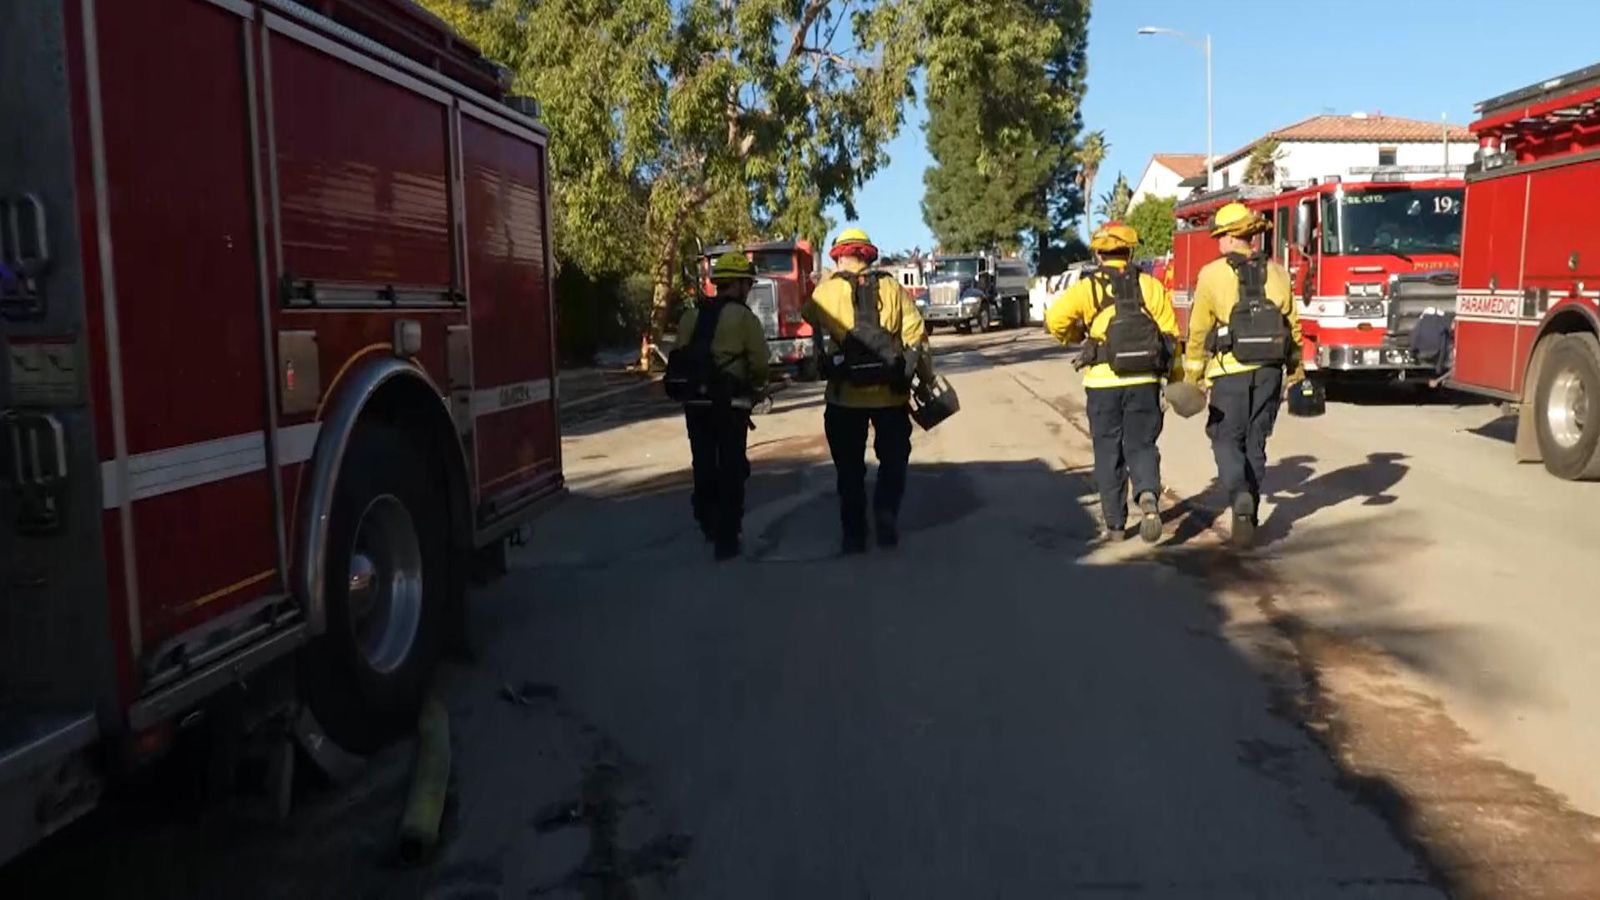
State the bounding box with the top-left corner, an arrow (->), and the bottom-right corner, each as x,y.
676,252 -> 770,560
1182,202 -> 1304,547
803,227 -> 929,554
1046,222 -> 1180,543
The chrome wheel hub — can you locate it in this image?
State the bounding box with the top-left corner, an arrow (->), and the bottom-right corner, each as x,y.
1547,368 -> 1590,451
347,494 -> 423,674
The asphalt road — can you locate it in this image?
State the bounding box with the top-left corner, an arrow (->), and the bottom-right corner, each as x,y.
9,328 -> 1600,898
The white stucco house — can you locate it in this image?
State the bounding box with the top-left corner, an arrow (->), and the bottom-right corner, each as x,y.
1209,113 -> 1477,192
1129,153 -> 1207,207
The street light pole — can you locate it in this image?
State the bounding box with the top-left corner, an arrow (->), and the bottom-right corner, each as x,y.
1205,33 -> 1213,192
1138,27 -> 1214,191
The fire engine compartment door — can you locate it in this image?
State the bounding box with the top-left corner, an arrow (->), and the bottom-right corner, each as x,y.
92,0 -> 284,654
0,0 -> 123,728
459,111 -> 559,528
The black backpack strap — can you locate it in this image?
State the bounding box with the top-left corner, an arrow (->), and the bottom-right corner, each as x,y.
1227,252 -> 1268,298
691,301 -> 725,350
850,271 -> 880,325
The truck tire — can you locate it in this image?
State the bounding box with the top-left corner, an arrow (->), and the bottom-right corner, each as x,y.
301,420 -> 449,753
1533,333 -> 1600,480
797,355 -> 820,382
978,303 -> 995,333
1002,297 -> 1021,329
956,320 -> 972,335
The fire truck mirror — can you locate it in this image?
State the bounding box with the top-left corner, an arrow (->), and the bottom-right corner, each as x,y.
1295,199 -> 1315,253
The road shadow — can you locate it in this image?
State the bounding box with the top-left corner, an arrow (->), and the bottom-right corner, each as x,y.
562,380 -> 826,439
1258,453 -> 1410,546
1466,412 -> 1517,445
1324,380 -> 1492,409
6,453 -> 1497,899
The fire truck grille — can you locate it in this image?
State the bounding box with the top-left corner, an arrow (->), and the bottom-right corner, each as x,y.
748,282 -> 778,340
1386,272 -> 1460,346
929,282 -> 961,307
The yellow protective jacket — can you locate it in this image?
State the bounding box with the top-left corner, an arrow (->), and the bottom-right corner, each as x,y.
803,261 -> 927,408
1045,260 -> 1180,389
676,297 -> 770,392
1183,253 -> 1303,383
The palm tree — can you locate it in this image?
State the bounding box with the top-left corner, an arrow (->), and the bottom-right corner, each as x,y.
1094,173 -> 1132,223
1074,131 -> 1109,242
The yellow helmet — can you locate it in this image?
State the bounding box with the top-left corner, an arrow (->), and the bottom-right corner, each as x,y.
1211,201 -> 1267,238
1089,221 -> 1139,253
829,227 -> 879,263
709,251 -> 756,282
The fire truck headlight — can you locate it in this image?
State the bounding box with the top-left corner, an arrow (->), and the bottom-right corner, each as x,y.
783,310 -> 803,324
1345,281 -> 1382,298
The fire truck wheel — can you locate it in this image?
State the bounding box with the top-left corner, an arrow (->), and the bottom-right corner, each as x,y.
797,355 -> 821,382
302,420 -> 448,754
1533,333 -> 1600,480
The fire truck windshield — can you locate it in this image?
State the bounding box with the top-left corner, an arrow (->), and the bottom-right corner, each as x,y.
1325,187 -> 1463,256
932,259 -> 980,280
750,250 -> 794,274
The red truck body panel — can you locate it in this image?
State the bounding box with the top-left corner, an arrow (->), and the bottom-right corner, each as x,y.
0,0 -> 560,861
1452,63 -> 1600,401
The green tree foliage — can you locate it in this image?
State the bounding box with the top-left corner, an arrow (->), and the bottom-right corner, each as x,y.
420,0 -> 922,362
921,0 -> 1091,255
1124,194 -> 1177,258
1244,138 -> 1283,186
1094,172 -> 1132,223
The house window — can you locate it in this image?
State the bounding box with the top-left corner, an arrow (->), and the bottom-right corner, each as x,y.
1221,170 -> 1232,188
1378,146 -> 1398,167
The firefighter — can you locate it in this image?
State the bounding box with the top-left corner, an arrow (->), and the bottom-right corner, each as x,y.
676,251 -> 770,560
1183,202 -> 1305,547
1045,221 -> 1181,543
804,227 -> 929,554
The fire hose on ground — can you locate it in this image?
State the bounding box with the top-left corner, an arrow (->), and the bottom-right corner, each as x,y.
397,691 -> 451,865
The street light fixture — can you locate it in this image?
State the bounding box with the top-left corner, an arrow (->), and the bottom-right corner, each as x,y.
1138,26 -> 1213,192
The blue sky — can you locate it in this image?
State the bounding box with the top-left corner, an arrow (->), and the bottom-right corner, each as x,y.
836,0 -> 1600,254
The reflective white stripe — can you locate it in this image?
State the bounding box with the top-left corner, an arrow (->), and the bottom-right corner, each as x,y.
1301,315 -> 1384,330
279,422 -> 322,465
472,379 -> 553,417
100,423 -> 322,509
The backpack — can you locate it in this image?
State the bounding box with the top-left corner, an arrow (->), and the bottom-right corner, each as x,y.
821,271 -> 909,388
664,301 -> 730,405
1087,264 -> 1166,375
1220,253 -> 1291,365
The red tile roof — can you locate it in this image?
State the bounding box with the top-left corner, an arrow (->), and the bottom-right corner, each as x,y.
1216,114 -> 1474,166
1152,153 -> 1207,180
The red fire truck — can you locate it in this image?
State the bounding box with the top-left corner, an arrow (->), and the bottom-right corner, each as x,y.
699,240 -> 819,379
1171,177 -> 1465,380
1447,63 -> 1600,480
0,0 -> 561,862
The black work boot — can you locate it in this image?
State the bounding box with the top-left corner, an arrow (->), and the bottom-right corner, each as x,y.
714,536 -> 741,561
1229,494 -> 1257,548
841,529 -> 868,555
1138,493 -> 1162,544
874,512 -> 899,549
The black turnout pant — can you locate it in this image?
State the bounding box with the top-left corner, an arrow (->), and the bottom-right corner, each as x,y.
686,404 -> 750,543
824,404 -> 912,539
1205,366 -> 1284,520
1084,383 -> 1164,529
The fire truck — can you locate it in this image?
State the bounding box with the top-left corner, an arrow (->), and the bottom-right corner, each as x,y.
699,240 -> 819,380
1171,177 -> 1465,380
1448,63 -> 1600,479
0,0 -> 561,863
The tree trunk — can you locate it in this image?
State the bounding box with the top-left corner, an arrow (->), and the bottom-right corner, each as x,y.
638,226 -> 683,372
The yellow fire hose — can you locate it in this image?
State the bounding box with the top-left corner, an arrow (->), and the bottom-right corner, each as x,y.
397,692 -> 451,864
